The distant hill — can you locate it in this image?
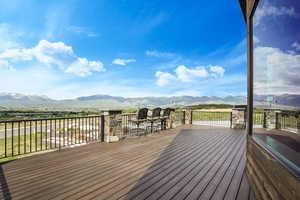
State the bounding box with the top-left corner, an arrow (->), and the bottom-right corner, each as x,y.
0,92 -> 247,110
254,94 -> 300,109
2,92 -> 300,110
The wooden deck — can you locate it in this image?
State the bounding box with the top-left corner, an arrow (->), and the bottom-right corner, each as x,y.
0,126 -> 255,200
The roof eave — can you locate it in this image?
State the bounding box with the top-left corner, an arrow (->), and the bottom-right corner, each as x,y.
239,0 -> 247,22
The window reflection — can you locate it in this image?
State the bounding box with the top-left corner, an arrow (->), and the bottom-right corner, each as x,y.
253,0 -> 300,172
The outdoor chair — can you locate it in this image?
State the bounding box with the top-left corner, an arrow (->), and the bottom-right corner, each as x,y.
131,108 -> 149,135
147,107 -> 162,133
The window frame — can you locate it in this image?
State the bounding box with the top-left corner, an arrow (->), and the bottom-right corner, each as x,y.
248,0 -> 300,180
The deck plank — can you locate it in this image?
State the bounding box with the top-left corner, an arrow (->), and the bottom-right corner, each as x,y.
235,172 -> 251,200
78,135 -> 224,200
182,134 -> 244,200
122,135 -> 234,200
137,134 -> 235,200
0,126 -> 255,200
54,134 -> 216,200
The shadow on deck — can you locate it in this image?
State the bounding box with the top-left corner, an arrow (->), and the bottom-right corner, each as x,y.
0,126 -> 255,200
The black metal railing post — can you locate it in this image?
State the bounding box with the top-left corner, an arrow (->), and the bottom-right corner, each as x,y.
101,115 -> 105,142
275,112 -> 281,130
190,110 -> 193,124
263,112 -> 267,128
4,122 -> 7,158
182,110 -> 186,125
230,112 -> 233,128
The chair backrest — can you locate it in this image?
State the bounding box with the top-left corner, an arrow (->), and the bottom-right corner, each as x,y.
162,108 -> 172,117
137,108 -> 148,120
152,107 -> 162,118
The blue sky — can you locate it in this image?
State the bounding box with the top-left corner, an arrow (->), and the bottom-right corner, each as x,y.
0,0 -> 247,99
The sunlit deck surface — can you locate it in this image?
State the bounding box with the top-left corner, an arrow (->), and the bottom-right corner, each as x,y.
0,126 -> 255,200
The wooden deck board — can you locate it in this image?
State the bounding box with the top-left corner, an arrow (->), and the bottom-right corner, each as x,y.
0,126 -> 255,200
236,173 -> 251,200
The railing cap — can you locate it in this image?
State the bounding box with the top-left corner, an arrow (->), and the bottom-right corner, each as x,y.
103,110 -> 122,116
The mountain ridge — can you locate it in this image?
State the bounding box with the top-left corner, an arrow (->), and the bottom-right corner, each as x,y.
0,92 -> 246,109
1,92 -> 300,110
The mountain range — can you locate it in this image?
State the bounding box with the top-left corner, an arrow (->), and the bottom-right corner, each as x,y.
254,94 -> 300,109
0,93 -> 246,110
1,92 -> 300,111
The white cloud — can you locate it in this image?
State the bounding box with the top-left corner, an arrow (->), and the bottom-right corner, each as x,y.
112,58 -> 136,66
175,65 -> 209,82
155,71 -> 176,86
65,58 -> 105,77
254,46 -> 300,94
292,42 -> 300,51
0,40 -> 105,77
210,66 -> 225,77
155,65 -> 225,87
254,1 -> 297,26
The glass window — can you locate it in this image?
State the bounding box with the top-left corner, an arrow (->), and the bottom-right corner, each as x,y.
253,0 -> 300,174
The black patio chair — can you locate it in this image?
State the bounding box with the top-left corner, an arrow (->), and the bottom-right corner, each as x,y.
131,108 -> 148,135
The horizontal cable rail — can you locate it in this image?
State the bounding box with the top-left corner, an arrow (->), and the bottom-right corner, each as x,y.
0,115 -> 104,159
192,111 -> 232,127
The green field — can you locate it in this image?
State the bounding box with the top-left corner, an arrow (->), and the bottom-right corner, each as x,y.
0,133 -> 50,162
192,111 -> 231,121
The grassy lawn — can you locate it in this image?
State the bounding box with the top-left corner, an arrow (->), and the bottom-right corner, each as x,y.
0,133 -> 50,162
0,129 -> 99,162
191,111 -> 271,125
192,111 -> 231,121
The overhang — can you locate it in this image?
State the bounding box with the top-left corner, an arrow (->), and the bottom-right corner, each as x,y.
239,0 -> 247,21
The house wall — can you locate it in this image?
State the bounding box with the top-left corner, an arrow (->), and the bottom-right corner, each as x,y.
247,137 -> 300,200
243,0 -> 300,199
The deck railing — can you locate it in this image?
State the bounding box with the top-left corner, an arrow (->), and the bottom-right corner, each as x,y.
253,111 -> 299,133
253,112 -> 265,128
120,113 -> 137,137
1,108 -> 299,160
0,115 -> 104,159
279,113 -> 298,133
192,111 -> 232,127
173,110 -> 185,127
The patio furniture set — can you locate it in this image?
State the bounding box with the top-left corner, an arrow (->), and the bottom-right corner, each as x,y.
131,107 -> 174,135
